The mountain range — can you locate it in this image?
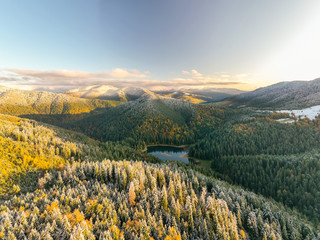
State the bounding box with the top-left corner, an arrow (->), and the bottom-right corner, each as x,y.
2,77 -> 320,118
66,85 -> 245,103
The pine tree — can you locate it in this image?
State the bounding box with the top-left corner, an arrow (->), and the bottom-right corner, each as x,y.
29,229 -> 41,240
185,196 -> 194,231
237,209 -> 242,228
168,180 -> 175,199
128,182 -> 136,206
262,231 -> 267,240
7,231 -> 17,240
161,185 -> 168,211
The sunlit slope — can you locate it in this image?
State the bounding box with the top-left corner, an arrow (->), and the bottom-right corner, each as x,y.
0,114 -> 159,197
163,92 -> 206,104
159,88 -> 245,103
0,86 -> 121,116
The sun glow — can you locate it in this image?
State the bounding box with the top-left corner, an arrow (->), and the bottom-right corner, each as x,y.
259,3 -> 320,83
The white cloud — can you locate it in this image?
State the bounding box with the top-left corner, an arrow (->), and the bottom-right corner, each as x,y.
0,68 -> 255,92
191,69 -> 203,79
8,68 -> 148,80
0,68 -> 150,91
166,70 -> 254,90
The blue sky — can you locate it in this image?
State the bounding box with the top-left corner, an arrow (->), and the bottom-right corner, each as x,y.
1,0 -> 320,91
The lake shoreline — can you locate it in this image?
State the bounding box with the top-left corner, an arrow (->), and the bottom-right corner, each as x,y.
142,144 -> 189,152
145,144 -> 211,167
146,145 -> 190,164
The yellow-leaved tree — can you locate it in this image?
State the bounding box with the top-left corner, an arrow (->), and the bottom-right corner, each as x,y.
128,182 -> 136,206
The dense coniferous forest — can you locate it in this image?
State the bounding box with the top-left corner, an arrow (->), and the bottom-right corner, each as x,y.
0,160 -> 317,239
209,152 -> 320,223
189,118 -> 320,226
189,119 -> 320,159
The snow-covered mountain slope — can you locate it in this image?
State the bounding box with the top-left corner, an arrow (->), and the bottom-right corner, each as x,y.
227,78 -> 320,108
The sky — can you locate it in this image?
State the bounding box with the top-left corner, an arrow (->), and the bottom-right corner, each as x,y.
0,0 -> 320,91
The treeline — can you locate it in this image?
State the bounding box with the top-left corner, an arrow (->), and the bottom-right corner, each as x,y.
189,120 -> 320,159
0,160 -> 317,239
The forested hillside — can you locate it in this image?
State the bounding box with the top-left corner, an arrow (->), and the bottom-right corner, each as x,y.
189,120 -> 320,159
69,95 -> 225,146
0,87 -> 122,126
0,114 -> 159,198
189,119 -> 320,225
210,152 -> 320,223
0,160 -> 317,239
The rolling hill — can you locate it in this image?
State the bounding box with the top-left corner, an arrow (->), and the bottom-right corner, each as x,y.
226,78 -> 320,108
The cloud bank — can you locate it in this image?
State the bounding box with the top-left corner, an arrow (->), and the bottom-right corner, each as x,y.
0,68 -> 254,92
163,70 -> 252,90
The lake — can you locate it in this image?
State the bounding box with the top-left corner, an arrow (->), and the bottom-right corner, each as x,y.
147,145 -> 189,163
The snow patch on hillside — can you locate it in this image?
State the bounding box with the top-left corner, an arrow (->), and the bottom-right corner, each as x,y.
275,105 -> 320,120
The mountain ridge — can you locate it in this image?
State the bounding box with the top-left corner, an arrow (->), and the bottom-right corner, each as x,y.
66,85 -> 155,101
66,84 -> 245,103
0,85 -> 121,117
227,78 -> 320,108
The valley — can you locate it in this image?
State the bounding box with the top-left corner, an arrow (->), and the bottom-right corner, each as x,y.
0,81 -> 319,239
